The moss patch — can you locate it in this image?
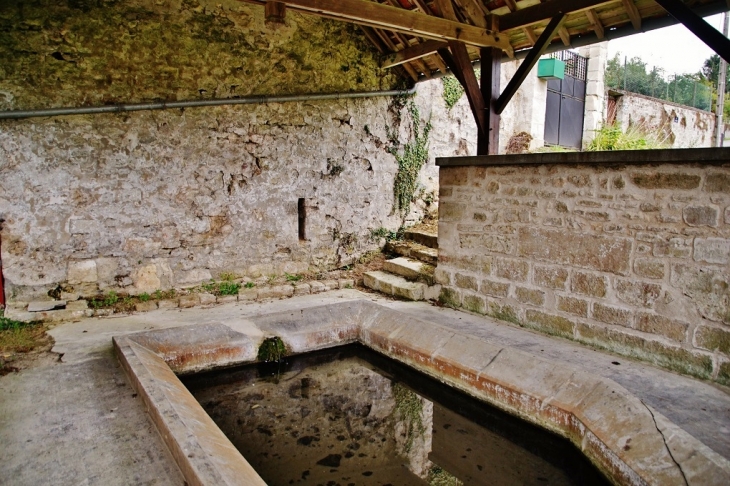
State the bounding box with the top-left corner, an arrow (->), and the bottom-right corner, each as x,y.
257,336 -> 287,363
392,382 -> 425,453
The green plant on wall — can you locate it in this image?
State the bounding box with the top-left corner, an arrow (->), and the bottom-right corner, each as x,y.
387,100 -> 432,218
442,75 -> 465,109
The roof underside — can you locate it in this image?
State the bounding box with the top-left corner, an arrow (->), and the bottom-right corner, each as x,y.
244,0 -> 730,81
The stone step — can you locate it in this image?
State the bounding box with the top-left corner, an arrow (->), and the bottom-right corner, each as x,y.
385,240 -> 438,265
403,228 -> 438,249
363,271 -> 441,301
383,257 -> 435,285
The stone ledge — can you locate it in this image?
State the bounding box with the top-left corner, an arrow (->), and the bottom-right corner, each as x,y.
114,300 -> 730,486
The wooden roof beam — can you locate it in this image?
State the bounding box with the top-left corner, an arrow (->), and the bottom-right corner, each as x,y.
622,0 -> 642,30
275,0 -> 513,54
586,9 -> 605,38
499,0 -> 613,31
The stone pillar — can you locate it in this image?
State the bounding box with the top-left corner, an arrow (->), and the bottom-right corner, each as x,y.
580,41 -> 608,148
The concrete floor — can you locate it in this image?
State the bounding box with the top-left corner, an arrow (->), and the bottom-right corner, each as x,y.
1,289 -> 729,485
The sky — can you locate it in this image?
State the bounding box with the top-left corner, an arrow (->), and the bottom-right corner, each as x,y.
607,13 -> 724,76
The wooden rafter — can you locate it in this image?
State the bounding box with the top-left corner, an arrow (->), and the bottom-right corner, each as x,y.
459,0 -> 489,27
558,26 -> 571,45
277,0 -> 513,54
381,39 -> 448,68
622,0 -> 642,30
586,9 -> 605,38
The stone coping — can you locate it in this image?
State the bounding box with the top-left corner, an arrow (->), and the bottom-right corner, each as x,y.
113,300 -> 730,486
436,147 -> 730,167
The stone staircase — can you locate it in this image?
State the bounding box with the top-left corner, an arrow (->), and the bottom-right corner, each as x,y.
363,227 -> 441,301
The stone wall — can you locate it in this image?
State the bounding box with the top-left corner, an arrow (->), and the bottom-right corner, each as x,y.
612,90 -> 715,148
0,0 -> 471,302
436,156 -> 730,384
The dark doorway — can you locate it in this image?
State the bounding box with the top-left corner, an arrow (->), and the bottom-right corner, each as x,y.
544,51 -> 588,149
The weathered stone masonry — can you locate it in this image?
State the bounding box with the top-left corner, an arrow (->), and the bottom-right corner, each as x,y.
436,153 -> 730,385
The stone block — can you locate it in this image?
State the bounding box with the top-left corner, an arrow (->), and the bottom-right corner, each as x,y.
571,271 -> 606,298
424,284 -> 442,301
683,206 -> 718,227
440,167 -> 469,186
630,173 -> 700,190
454,273 -> 478,291
216,295 -> 238,304
258,285 -> 294,300
308,281 -> 325,293
294,283 -> 311,295
525,310 -> 574,338
480,278 -> 509,297
67,260 -> 98,284
69,219 -> 96,234
615,279 -> 662,308
199,293 -> 217,305
246,263 -> 275,278
178,294 -> 200,309
693,238 -> 730,264
718,361 -> 730,386
635,313 -> 688,343
338,279 -> 355,289
321,280 -> 339,291
494,257 -> 529,282
440,202 -> 467,221
28,300 -> 66,312
439,287 -> 462,307
176,269 -> 213,286
60,292 -> 80,301
670,264 -> 730,323
135,301 -> 159,312
518,227 -> 631,275
695,326 -> 730,355
238,288 -> 258,301
633,259 -> 665,279
653,237 -> 692,258
704,173 -> 730,193
132,264 -> 161,293
515,286 -> 545,306
576,323 -> 713,379
157,299 -> 179,310
533,265 -> 568,290
434,268 -> 451,285
557,296 -> 589,317
462,293 -> 487,314
459,233 -> 515,254
592,303 -> 632,327
66,300 -> 88,311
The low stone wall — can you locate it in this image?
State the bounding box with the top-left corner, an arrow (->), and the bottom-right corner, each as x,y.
436,149 -> 730,385
612,90 -> 715,148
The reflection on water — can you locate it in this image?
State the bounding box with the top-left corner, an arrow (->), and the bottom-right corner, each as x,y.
183,345 -> 609,486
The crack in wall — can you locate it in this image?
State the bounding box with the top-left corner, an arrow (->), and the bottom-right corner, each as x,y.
640,399 -> 689,486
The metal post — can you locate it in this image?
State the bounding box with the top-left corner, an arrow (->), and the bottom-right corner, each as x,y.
716,11 -> 729,147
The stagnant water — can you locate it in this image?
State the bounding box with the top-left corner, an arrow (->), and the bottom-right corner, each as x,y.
182,345 -> 610,486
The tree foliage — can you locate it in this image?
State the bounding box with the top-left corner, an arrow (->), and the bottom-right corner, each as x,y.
605,54 -> 713,111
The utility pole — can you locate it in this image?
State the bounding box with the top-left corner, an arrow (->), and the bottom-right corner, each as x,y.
716,11 -> 729,147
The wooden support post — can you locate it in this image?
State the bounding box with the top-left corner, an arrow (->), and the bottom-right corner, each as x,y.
478,15 -> 501,155
265,1 -> 287,26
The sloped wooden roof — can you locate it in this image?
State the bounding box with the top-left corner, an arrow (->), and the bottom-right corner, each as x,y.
246,0 -> 730,81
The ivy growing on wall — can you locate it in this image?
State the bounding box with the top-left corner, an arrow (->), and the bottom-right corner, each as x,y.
387,100 -> 432,218
442,75 -> 465,109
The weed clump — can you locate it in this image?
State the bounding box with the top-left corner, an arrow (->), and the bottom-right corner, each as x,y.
587,123 -> 669,151
257,337 -> 287,363
202,280 -> 241,296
